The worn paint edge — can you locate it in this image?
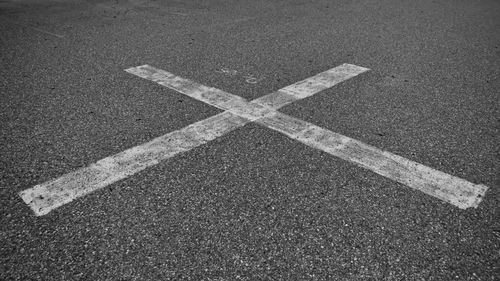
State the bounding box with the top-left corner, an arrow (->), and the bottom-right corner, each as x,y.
125,65 -> 275,121
20,63 -> 370,216
253,63 -> 369,109
19,112 -> 248,216
256,112 -> 488,209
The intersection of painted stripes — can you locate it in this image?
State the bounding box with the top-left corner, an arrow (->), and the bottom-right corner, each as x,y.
19,64 -> 488,216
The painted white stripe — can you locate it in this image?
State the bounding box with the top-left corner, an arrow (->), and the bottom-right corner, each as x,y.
21,64 -> 369,216
255,112 -> 488,209
19,112 -> 248,216
126,64 -> 369,115
125,65 -> 244,110
131,65 -> 487,209
280,63 -> 370,99
20,63 -> 488,216
125,65 -> 273,121
253,63 -> 369,109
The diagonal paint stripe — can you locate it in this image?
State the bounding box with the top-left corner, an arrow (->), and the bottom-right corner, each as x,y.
125,65 -> 273,121
132,65 -> 487,209
255,112 -> 488,209
253,63 -> 370,109
19,112 -> 248,216
20,63 -> 488,216
279,63 -> 370,99
126,64 -> 370,112
21,63 -> 369,216
125,65 -> 245,111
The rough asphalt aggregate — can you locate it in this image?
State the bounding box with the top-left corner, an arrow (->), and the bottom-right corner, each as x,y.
0,0 -> 499,280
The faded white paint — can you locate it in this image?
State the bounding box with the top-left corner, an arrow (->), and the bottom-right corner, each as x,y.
20,64 -> 488,216
255,112 -> 488,209
20,112 -> 248,216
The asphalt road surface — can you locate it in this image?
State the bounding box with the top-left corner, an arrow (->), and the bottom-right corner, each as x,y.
1,0 -> 499,280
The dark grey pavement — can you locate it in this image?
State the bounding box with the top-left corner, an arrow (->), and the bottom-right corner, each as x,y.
1,0 -> 499,279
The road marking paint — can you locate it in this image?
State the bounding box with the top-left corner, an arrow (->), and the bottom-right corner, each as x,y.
278,63 -> 370,100
22,63 -> 367,216
126,65 -> 246,111
255,112 -> 488,209
121,64 -> 488,209
19,112 -> 248,216
253,63 -> 369,109
20,63 -> 488,216
126,65 -> 273,121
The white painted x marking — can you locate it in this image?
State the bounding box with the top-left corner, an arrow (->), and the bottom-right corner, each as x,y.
19,64 -> 488,216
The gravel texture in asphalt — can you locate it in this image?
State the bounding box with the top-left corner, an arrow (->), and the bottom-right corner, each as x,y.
1,0 -> 499,280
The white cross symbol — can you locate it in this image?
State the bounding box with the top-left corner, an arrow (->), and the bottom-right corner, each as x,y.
20,64 -> 488,216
